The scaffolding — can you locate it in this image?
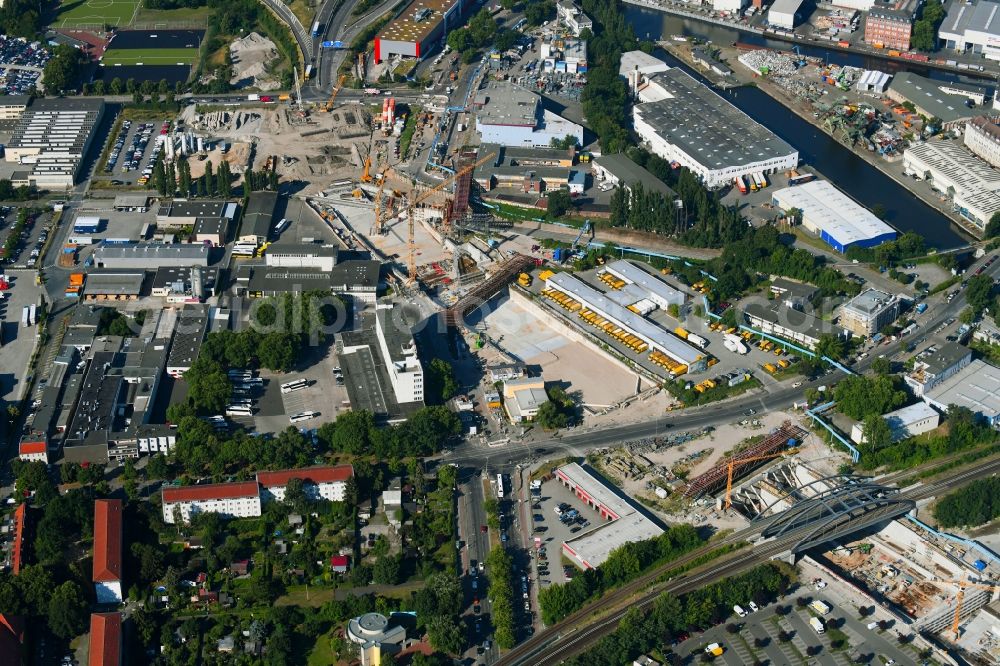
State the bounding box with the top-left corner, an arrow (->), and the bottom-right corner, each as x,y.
444,253 -> 535,328
683,422 -> 808,499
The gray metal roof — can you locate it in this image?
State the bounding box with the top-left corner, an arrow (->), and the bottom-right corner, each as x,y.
941,0 -> 1000,38
592,154 -> 677,197
634,69 -> 796,171
889,72 -> 981,124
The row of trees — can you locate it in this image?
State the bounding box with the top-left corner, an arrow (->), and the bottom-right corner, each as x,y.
316,407 -> 461,459
933,477 -> 1000,528
538,524 -> 703,624
425,358 -> 459,405
578,0 -> 636,154
563,564 -> 792,666
0,180 -> 39,202
153,155 -> 234,199
487,546 -> 517,649
857,404 -> 995,470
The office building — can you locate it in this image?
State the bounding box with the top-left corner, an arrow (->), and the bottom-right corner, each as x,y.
265,243 -> 339,271
161,482 -> 263,524
850,402 -> 940,444
375,303 -> 424,404
257,465 -> 354,502
632,67 -> 798,189
4,98 -> 105,187
473,81 -> 583,148
0,95 -> 29,121
556,463 -> 664,569
237,260 -> 379,304
923,359 -> 1000,426
743,301 -> 849,350
113,194 -> 150,212
155,200 -> 231,227
592,154 -> 678,201
92,499 -> 123,604
193,216 -> 229,246
887,72 -> 984,127
769,278 -> 819,309
557,0 -> 593,35
473,143 -> 574,193
940,0 -> 1000,61
905,341 -> 973,396
374,0 -> 472,62
864,1 -> 919,50
770,179 -> 897,252
503,376 -> 549,422
903,140 -> 1000,231
150,266 -> 218,303
839,288 -> 899,337
965,116 -> 1000,168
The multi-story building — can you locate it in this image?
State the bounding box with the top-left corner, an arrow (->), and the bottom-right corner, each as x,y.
374,0 -> 473,63
93,500 -> 123,604
89,613 -> 122,666
257,465 -> 354,502
939,0 -> 1000,61
17,439 -> 47,463
473,81 -> 583,148
838,288 -> 898,337
375,303 -> 424,404
264,243 -> 339,272
905,341 -> 973,396
743,301 -> 849,350
3,98 -> 105,187
864,6 -> 916,50
965,116 -> 1000,168
557,0 -> 593,35
631,67 -> 798,189
161,482 -> 263,524
0,95 -> 29,121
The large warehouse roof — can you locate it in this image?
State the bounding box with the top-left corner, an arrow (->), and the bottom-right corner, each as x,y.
556,463 -> 664,569
771,179 -> 897,248
888,73 -> 980,125
633,68 -> 797,170
546,272 -> 702,365
924,359 -> 1000,421
604,260 -> 685,306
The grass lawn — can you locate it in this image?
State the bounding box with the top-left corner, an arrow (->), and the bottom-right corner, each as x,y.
307,628 -> 339,666
286,0 -> 317,33
103,47 -> 199,65
56,0 -> 139,27
133,5 -> 211,24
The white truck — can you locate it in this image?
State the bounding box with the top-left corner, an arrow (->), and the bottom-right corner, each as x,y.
247,94 -> 260,101
723,333 -> 748,354
810,599 -> 831,615
687,333 -> 708,348
810,617 -> 825,634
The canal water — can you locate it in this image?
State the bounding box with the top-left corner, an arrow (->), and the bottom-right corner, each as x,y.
623,5 -> 978,249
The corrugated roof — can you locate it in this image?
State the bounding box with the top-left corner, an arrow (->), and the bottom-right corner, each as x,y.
93,499 -> 123,584
257,465 -> 354,488
771,179 -> 896,247
162,481 -> 260,503
89,612 -> 121,666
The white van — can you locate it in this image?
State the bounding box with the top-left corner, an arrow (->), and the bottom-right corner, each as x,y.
733,605 -> 747,618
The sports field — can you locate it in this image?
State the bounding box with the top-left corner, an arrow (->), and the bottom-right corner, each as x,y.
102,47 -> 199,65
55,0 -> 140,28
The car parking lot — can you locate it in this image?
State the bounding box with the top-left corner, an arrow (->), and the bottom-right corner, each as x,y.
103,119 -> 170,185
0,36 -> 50,95
251,343 -> 346,433
673,591 -> 927,666
529,476 -> 599,587
1,207 -> 51,269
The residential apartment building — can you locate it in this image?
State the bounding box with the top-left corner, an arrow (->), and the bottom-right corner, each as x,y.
839,288 -> 898,337
375,303 -> 424,404
557,0 -> 593,35
964,116 -> 1000,168
89,613 -> 122,666
17,438 -> 47,463
743,301 -> 849,350
93,500 -> 123,604
161,482 -> 262,524
257,465 -> 354,502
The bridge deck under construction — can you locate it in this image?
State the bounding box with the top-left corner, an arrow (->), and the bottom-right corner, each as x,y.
444,253 -> 535,328
683,422 -> 807,499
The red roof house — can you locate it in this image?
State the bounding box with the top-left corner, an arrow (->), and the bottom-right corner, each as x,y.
330,555 -> 350,573
256,465 -> 354,503
10,503 -> 26,575
92,499 -> 123,604
88,613 -> 122,666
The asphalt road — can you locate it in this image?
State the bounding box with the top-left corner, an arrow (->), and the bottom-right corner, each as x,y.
497,454 -> 1000,665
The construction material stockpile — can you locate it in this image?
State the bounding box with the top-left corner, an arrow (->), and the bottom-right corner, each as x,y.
682,421 -> 807,499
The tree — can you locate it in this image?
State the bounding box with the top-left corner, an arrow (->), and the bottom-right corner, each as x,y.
283,477 -> 309,512
48,582 -> 88,639
534,400 -> 568,429
187,366 -> 231,414
965,273 -> 994,315
871,356 -> 891,376
546,189 -> 573,218
862,414 -> 892,452
985,211 -> 1000,239
426,358 -> 459,404
833,375 -> 907,420
42,44 -> 84,93
815,334 -> 847,361
871,203 -> 888,221
933,477 -> 1000,527
426,615 -> 463,654
372,554 -> 402,585
257,332 -> 297,371
550,134 -> 579,150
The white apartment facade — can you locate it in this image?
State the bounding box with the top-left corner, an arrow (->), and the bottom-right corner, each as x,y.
375,304 -> 424,404
964,116 -> 1000,168
161,482 -> 262,524
257,466 -> 354,502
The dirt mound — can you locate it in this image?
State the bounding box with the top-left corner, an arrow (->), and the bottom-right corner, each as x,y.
229,32 -> 280,91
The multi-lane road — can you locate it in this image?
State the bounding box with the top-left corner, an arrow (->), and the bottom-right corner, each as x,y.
497,454 -> 1000,665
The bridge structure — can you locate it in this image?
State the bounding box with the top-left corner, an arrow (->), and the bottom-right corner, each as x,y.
752,475 -> 915,554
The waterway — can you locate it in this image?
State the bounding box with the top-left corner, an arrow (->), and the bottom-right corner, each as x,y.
624,5 -> 972,250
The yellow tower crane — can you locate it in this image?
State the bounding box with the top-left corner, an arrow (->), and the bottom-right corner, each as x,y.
948,579 -> 999,640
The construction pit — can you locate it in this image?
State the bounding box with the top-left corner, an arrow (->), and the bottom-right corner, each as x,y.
180,104 -> 376,192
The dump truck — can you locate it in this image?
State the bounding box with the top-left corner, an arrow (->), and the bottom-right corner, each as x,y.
674,327 -> 690,340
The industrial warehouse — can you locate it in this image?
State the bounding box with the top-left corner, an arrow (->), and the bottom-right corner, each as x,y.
541,269 -> 707,377
630,64 -> 799,189
770,179 -> 898,252
374,0 -> 472,62
903,139 -> 1000,231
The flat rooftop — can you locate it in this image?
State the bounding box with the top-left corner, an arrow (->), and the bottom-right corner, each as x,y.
604,260 -> 685,306
889,72 -> 980,124
634,68 -> 797,171
375,303 -> 421,365
593,153 -> 677,198
557,463 -> 664,568
744,301 -> 847,341
842,288 -> 895,316
157,199 -> 229,219
378,0 -> 461,45
474,82 -> 539,129
85,271 -> 145,296
546,272 -> 703,365
941,0 -> 1000,37
619,50 -> 670,78
925,358 -> 1000,417
917,341 -> 972,376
